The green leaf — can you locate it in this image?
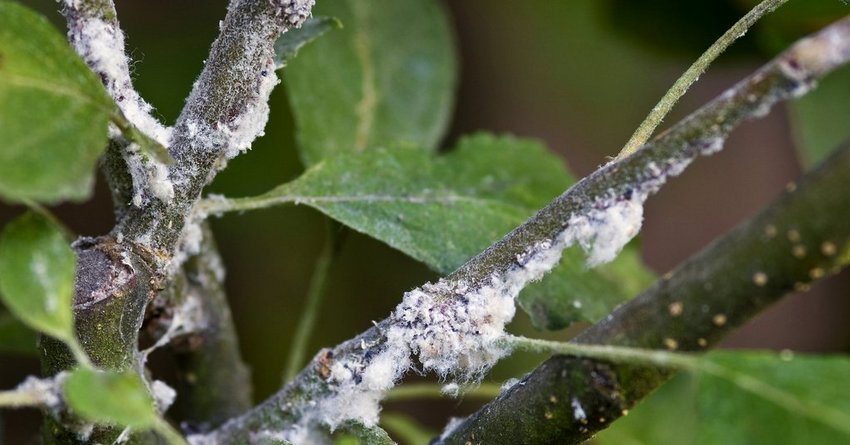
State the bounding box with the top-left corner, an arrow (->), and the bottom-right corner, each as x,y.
596,373 -> 700,445
0,212 -> 75,342
696,351 -> 850,444
275,16 -> 342,69
63,368 -> 157,428
0,2 -> 114,203
789,66 -> 850,167
285,0 -> 457,166
598,351 -> 850,444
0,312 -> 37,356
238,134 -> 652,326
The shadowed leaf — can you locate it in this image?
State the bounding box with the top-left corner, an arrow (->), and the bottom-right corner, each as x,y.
0,213 -> 75,342
285,0 -> 457,166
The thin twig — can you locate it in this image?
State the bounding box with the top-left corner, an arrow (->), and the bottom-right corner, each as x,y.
502,336 -> 694,370
384,383 -> 502,402
616,0 -> 789,159
0,387 -> 47,408
0,375 -> 61,409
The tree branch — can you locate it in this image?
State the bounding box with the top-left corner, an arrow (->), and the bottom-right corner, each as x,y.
192,15 -> 850,445
169,224 -> 253,429
114,0 -> 314,266
437,139 -> 850,444
43,0 -> 313,442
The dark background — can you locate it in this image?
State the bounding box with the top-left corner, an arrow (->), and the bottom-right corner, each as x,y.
2,0 -> 849,442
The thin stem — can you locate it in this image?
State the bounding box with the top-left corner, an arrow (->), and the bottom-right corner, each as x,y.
384,383 -> 502,402
0,388 -> 44,408
616,0 -> 789,159
108,112 -> 173,165
152,418 -> 190,445
283,223 -> 338,382
504,337 -> 850,437
65,336 -> 94,370
501,335 -> 696,371
199,194 -> 295,215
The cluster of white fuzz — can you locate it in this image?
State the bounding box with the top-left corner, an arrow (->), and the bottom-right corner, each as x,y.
151,380 -> 177,413
565,198 -> 645,266
276,0 -> 317,27
16,374 -> 64,411
311,239 -> 581,430
180,57 -> 280,175
121,141 -> 175,207
222,60 -> 280,160
170,218 -> 204,273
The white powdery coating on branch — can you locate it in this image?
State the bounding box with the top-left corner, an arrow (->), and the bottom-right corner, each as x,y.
179,1 -> 316,171
780,22 -> 850,84
181,59 -> 280,173
123,144 -> 175,206
439,417 -> 467,442
170,217 -> 204,272
222,60 -> 280,160
566,198 -> 644,266
64,13 -> 172,147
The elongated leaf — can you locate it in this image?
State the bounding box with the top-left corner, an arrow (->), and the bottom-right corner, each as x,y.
232,134 -> 653,326
63,368 -> 158,428
598,351 -> 850,444
275,16 -> 342,69
0,213 -> 75,342
697,351 -> 850,444
0,2 -> 114,203
0,312 -> 37,356
285,0 -> 457,166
